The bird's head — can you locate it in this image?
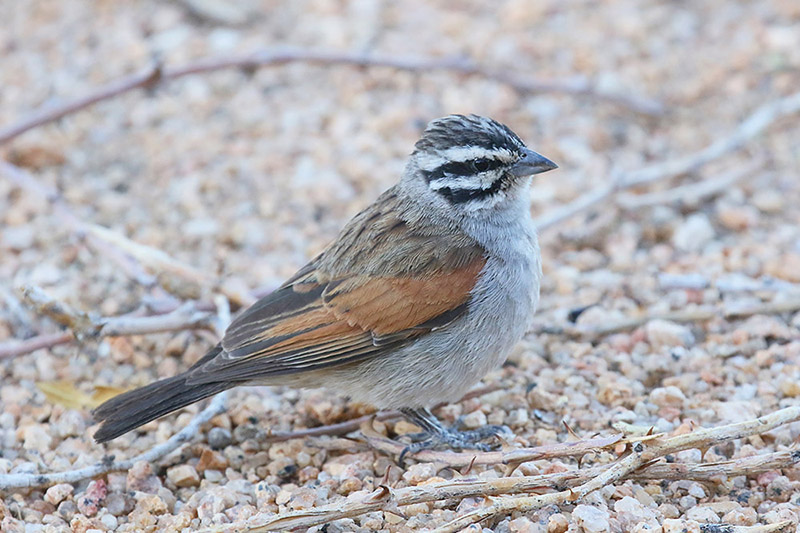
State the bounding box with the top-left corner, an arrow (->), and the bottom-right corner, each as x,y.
407,114 -> 557,213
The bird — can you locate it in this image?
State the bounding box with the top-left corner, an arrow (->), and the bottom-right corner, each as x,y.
92,114 -> 557,456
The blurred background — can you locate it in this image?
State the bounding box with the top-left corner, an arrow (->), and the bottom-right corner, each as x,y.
2,1 -> 798,300
2,0 -> 800,530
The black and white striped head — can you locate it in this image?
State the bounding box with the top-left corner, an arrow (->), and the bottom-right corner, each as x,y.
412,115 -> 556,211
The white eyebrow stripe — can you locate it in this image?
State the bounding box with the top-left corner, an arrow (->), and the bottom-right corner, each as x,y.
429,176 -> 485,191
415,153 -> 449,173
440,146 -> 517,163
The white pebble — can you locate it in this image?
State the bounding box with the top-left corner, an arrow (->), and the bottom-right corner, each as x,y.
100,513 -> 118,529
649,386 -> 687,408
646,319 -> 695,347
673,213 -> 715,252
44,483 -> 74,505
461,409 -> 487,429
572,504 -> 610,533
685,505 -> 720,523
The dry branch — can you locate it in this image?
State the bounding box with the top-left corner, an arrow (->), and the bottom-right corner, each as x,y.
721,523 -> 793,533
616,156 -> 765,210
536,294 -> 800,340
0,287 -> 215,359
234,443 -> 799,531
0,392 -> 228,490
20,284 -> 214,337
0,332 -> 72,361
263,383 -> 503,443
659,272 -> 800,294
361,420 -> 622,468
0,49 -> 664,145
0,161 -> 254,306
434,405 -> 800,532
544,290 -> 800,340
534,90 -> 800,230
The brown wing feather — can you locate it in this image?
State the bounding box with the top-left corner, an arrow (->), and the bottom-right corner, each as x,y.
322,259 -> 485,335
187,187 -> 487,384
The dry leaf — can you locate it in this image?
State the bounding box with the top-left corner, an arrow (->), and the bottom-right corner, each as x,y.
37,381 -> 127,410
91,385 -> 128,407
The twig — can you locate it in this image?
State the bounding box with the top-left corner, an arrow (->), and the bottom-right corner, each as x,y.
535,181 -> 617,231
0,287 -> 288,360
0,392 -> 228,490
234,448 -> 799,531
723,297 -> 800,319
718,523 -> 793,533
0,332 -> 72,360
0,160 -> 254,306
658,273 -> 711,291
0,288 -> 214,359
562,307 -> 717,339
715,274 -> 800,294
627,449 -> 798,481
434,405 -> 800,532
0,50 -> 664,146
361,420 -> 622,468
20,284 -> 214,337
20,285 -> 97,335
552,296 -> 800,340
265,412 -> 397,443
624,91 -> 800,187
617,157 -> 765,210
0,65 -> 163,145
535,91 -> 800,231
655,271 -> 800,294
263,383 -> 504,443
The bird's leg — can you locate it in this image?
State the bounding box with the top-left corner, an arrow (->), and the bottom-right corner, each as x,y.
397,407 -> 510,464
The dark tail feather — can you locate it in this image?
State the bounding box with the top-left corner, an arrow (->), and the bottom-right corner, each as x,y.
92,373 -> 228,443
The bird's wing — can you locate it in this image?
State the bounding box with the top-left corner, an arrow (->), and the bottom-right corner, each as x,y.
186,188 -> 487,384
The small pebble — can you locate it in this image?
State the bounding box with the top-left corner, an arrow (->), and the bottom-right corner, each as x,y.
614,496 -> 660,528
22,425 -> 52,453
461,409 -> 487,429
547,513 -> 569,533
680,495 -> 698,510
646,319 -> 695,347
167,465 -> 201,487
717,204 -> 760,231
662,519 -> 701,533
508,517 -> 539,533
649,386 -> 687,408
105,493 -> 128,516
76,479 -> 106,517
403,463 -> 438,484
135,492 -> 169,514
752,189 -> 784,213
197,449 -> 229,472
208,427 -> 232,449
44,483 -> 74,506
686,505 -> 720,523
572,504 -> 610,533
100,513 -> 118,529
673,213 -> 715,252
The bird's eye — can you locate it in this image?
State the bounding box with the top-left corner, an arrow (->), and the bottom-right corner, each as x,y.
472,159 -> 490,172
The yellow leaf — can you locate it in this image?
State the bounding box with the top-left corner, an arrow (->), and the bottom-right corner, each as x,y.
37,381 -> 92,410
37,381 -> 128,410
90,385 -> 127,408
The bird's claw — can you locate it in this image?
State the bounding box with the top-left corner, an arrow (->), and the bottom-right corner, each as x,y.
398,424 -> 511,466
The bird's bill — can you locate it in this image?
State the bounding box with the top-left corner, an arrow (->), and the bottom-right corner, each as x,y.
509,148 -> 558,177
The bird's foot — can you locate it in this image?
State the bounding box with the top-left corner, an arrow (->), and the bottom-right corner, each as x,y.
397,408 -> 511,465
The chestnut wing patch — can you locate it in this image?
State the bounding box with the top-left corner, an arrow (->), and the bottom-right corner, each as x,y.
186,255 -> 486,384
321,257 -> 485,337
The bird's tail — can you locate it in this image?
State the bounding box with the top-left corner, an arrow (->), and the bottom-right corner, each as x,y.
92,372 -> 228,443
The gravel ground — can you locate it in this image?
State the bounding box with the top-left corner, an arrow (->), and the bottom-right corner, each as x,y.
2,1 -> 800,532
